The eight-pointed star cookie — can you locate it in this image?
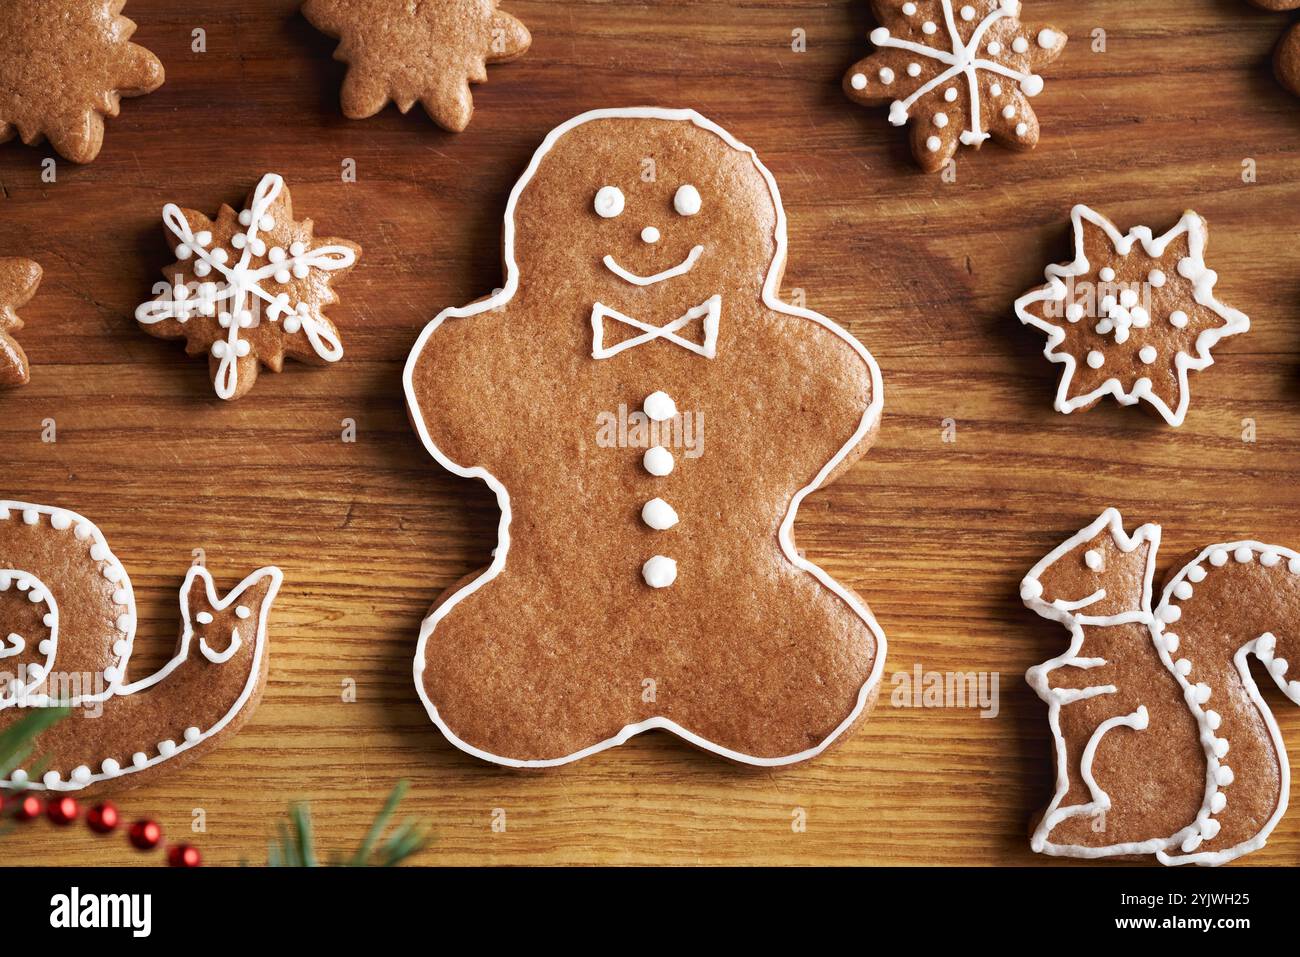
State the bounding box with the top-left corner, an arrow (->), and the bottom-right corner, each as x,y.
0,0 -> 164,164
136,174 -> 360,401
0,259 -> 42,390
843,0 -> 1066,173
301,0 -> 531,132
1251,0 -> 1300,96
1016,205 -> 1249,428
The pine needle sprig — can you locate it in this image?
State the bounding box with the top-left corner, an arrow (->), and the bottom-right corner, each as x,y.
264,780 -> 430,867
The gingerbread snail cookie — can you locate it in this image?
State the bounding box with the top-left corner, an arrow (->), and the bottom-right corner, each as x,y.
0,501 -> 282,795
1015,205 -> 1248,427
1251,0 -> 1300,96
301,0 -> 531,131
404,108 -> 887,768
0,0 -> 164,164
135,173 -> 361,401
843,0 -> 1066,173
0,259 -> 41,390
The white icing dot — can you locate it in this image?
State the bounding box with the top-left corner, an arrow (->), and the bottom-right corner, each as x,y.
922,21 -> 937,35
1099,267 -> 1116,282
961,5 -> 976,20
641,498 -> 680,531
259,215 -> 275,231
926,135 -> 941,152
907,62 -> 922,77
1020,74 -> 1044,96
10,769 -> 26,784
43,771 -> 61,788
1187,564 -> 1207,582
1002,104 -> 1016,119
1160,605 -> 1182,623
594,186 -> 625,218
1148,269 -> 1166,287
1084,549 -> 1102,570
1086,350 -> 1104,369
1120,289 -> 1138,308
902,1 -> 917,13
990,82 -> 1002,96
197,611 -> 214,624
22,509 -> 38,525
132,752 -> 148,768
1209,549 -> 1229,567
643,391 -> 677,422
879,67 -> 895,84
1176,658 -> 1192,676
1139,345 -> 1157,364
235,340 -> 251,358
642,555 -> 678,589
1015,122 -> 1028,137
1038,29 -> 1058,48
1234,546 -> 1253,563
1020,578 -> 1043,600
944,87 -> 958,102
987,41 -> 1001,56
238,210 -> 253,227
236,605 -> 251,620
1012,36 -> 1029,53
673,184 -> 702,217
1130,306 -> 1149,327
933,112 -> 949,128
850,72 -> 867,90
158,739 -> 177,758
1066,303 -> 1084,322
1261,551 -> 1280,567
1174,581 -> 1193,600
1169,310 -> 1189,329
1165,633 -> 1180,653
184,726 -> 202,743
193,260 -> 211,278
101,758 -> 121,776
211,340 -> 227,358
643,446 -> 674,476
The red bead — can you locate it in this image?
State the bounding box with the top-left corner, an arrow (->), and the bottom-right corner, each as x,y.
86,802 -> 120,834
128,819 -> 163,850
13,795 -> 42,821
166,843 -> 202,868
46,796 -> 79,826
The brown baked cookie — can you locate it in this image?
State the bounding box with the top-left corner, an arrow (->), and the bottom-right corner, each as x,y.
404,108 -> 887,768
0,501 -> 282,796
301,0 -> 530,132
1249,1 -> 1300,95
1015,205 -> 1248,427
0,0 -> 164,164
0,259 -> 41,390
135,173 -> 361,401
1022,509 -> 1300,864
843,0 -> 1066,173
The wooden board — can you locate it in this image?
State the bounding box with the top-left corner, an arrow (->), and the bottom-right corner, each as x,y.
3,0 -> 1300,866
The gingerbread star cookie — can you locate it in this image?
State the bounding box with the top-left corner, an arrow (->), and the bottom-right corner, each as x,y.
0,259 -> 41,390
843,0 -> 1066,173
1023,508 -> 1300,865
404,108 -> 887,767
1251,0 -> 1300,96
0,501 -> 282,795
1015,205 -> 1249,427
0,0 -> 164,164
301,0 -> 531,132
135,173 -> 361,401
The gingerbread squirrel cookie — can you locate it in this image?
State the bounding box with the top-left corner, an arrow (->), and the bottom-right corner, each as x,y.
0,501 -> 282,795
301,0 -> 530,132
1015,205 -> 1248,427
0,0 -> 164,164
136,173 -> 361,401
1022,509 -> 1300,864
0,259 -> 42,390
842,1 -> 1066,173
404,108 -> 887,767
1250,0 -> 1300,96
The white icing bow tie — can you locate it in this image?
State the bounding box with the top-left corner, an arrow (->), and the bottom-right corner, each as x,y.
591,295 -> 720,360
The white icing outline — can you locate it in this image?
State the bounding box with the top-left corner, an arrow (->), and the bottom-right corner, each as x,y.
0,501 -> 282,792
1023,508 -> 1299,865
591,295 -> 720,360
866,0 -> 1057,147
135,172 -> 357,401
403,107 -> 887,768
1015,205 -> 1250,427
0,570 -> 58,708
603,244 -> 704,286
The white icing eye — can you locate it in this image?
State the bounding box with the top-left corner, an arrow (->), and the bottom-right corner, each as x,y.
674,184 -> 702,217
594,186 -> 625,218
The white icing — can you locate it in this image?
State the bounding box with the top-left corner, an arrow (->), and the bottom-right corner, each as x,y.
642,555 -> 678,589
1086,350 -> 1104,369
1084,549 -> 1102,570
1038,29 -> 1058,48
850,72 -> 867,90
641,498 -> 679,531
1014,206 -> 1250,427
1139,345 -> 1157,364
640,226 -> 660,244
673,183 -> 702,217
643,445 -> 675,476
591,295 -> 720,360
643,390 -> 677,422
401,108 -> 887,769
879,67 -> 895,84
603,244 -> 703,287
594,185 -> 625,218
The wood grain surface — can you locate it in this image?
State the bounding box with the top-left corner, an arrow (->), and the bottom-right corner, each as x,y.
2,0 -> 1299,866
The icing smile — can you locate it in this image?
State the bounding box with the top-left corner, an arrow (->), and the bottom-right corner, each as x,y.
603,245 -> 704,287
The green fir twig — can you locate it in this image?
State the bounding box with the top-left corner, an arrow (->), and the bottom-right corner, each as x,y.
263,781 -> 431,867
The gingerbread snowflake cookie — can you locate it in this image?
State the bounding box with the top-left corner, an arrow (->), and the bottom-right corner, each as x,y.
1023,509 -> 1300,864
405,108 -> 887,767
843,0 -> 1066,172
1015,206 -> 1248,427
0,0 -> 164,164
302,0 -> 531,132
0,259 -> 41,390
1251,0 -> 1300,96
0,501 -> 282,795
136,173 -> 361,401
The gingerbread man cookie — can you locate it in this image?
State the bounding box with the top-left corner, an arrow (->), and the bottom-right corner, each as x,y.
843,0 -> 1066,173
136,173 -> 361,401
0,0 -> 164,164
0,259 -> 42,390
301,0 -> 531,132
1023,509 -> 1300,865
404,108 -> 887,767
0,501 -> 282,795
1251,0 -> 1300,95
1015,205 -> 1248,427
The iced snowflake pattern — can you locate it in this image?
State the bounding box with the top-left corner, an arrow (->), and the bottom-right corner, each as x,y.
843,0 -> 1065,172
136,174 -> 359,401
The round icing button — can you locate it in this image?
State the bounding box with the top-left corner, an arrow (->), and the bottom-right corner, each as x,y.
642,555 -> 678,588
643,390 -> 677,422
641,498 -> 679,530
643,446 -> 674,476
